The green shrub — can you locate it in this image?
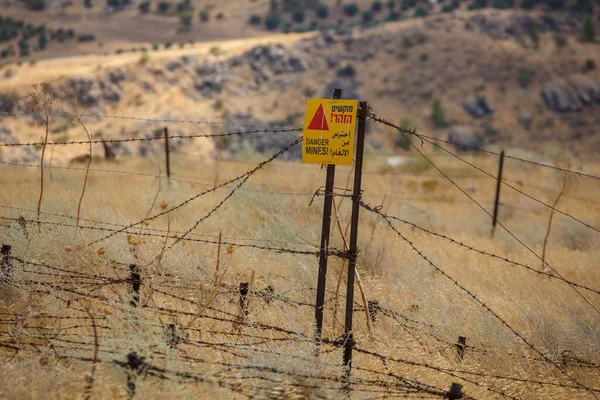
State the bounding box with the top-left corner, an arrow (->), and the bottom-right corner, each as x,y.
580,15 -> 596,43
336,64 -> 356,77
468,0 -> 487,10
343,3 -> 359,17
553,34 -> 567,47
292,10 -> 305,23
529,24 -> 540,48
583,59 -> 595,71
420,52 -> 429,61
199,9 -> 210,22
492,0 -> 514,9
568,0 -> 594,14
388,10 -> 401,20
152,43 -> 159,50
216,12 -> 224,20
316,4 -> 329,18
180,12 -> 193,28
414,6 -> 428,17
164,41 -> 172,49
401,0 -> 416,10
282,22 -> 291,33
372,1 -> 383,11
387,0 -> 395,9
84,0 -> 93,8
431,98 -> 449,127
138,0 -> 150,13
249,15 -> 261,25
157,1 -> 171,13
362,10 -> 374,24
518,68 -> 534,88
545,0 -> 565,10
265,12 -> 281,30
520,0 -> 539,9
24,0 -> 46,11
77,34 -> 96,42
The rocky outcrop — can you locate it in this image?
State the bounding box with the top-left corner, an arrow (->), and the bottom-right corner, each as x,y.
219,114 -> 301,160
541,76 -> 600,112
465,13 -> 580,39
61,72 -> 125,106
232,44 -> 309,88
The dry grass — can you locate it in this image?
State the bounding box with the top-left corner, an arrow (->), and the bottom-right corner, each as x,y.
1,143 -> 599,399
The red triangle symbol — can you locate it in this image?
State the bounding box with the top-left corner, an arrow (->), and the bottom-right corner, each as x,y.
307,104 -> 329,131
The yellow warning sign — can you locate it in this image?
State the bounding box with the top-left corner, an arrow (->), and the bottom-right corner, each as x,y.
302,98 -> 358,165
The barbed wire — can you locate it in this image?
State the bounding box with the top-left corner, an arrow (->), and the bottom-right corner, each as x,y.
85,137 -> 302,247
0,161 -> 313,197
360,202 -> 599,397
358,200 -> 600,296
0,204 -> 314,247
0,127 -> 303,148
0,110 -> 299,130
413,134 -> 600,182
366,110 -> 600,318
416,135 -> 600,234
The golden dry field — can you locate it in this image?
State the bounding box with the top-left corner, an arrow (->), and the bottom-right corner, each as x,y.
1,3 -> 600,399
1,126 -> 600,398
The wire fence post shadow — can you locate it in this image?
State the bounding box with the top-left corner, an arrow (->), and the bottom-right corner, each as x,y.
492,150 -> 505,236
457,335 -> 467,361
343,100 -> 368,378
1,244 -> 12,282
164,127 -> 171,182
314,88 -> 342,344
129,264 -> 141,307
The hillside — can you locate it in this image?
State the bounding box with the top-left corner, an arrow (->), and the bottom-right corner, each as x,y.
0,7 -> 599,166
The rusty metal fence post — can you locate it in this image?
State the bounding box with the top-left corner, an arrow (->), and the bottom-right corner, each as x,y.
314,88 -> 343,342
342,101 -> 368,374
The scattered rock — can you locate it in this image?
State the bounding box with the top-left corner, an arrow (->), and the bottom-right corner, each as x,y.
518,112 -> 533,128
447,127 -> 484,151
461,96 -> 494,118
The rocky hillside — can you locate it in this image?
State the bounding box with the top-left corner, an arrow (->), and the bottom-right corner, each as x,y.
0,9 -> 599,165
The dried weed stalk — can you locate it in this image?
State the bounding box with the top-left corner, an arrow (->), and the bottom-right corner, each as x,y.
541,161 -> 572,272
27,84 -> 54,222
72,99 -> 92,227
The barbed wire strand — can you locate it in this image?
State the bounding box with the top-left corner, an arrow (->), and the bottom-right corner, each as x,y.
366,109 -> 600,319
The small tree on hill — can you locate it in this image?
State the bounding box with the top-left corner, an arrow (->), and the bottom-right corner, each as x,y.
580,15 -> 596,43
265,12 -> 281,30
431,98 -> 449,127
316,4 -> 328,18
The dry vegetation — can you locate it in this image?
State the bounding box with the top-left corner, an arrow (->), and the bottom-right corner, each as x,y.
1,126 -> 600,398
1,5 -> 600,399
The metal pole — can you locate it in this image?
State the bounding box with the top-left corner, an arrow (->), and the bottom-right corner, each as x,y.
343,101 -> 367,373
492,150 -> 505,236
314,88 -> 342,340
164,127 -> 171,181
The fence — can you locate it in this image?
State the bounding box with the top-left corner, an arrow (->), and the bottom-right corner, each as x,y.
1,102 -> 599,399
